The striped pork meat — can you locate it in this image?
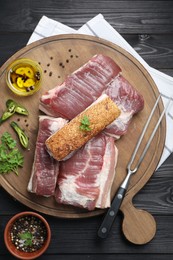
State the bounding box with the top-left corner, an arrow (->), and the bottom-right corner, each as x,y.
55,133 -> 118,211
104,75 -> 144,139
27,116 -> 68,196
39,54 -> 121,119
39,54 -> 144,139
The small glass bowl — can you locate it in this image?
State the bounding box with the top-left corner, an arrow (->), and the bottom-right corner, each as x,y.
6,58 -> 43,96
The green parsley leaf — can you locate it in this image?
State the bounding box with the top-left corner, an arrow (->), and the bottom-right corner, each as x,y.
80,115 -> 91,131
1,132 -> 16,149
0,132 -> 24,175
19,232 -> 33,247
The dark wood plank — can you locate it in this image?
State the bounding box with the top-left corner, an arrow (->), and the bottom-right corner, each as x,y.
0,33 -> 30,65
160,69 -> 173,77
1,155 -> 173,255
1,210 -> 173,254
123,34 -> 173,68
0,1 -> 173,33
133,153 -> 173,214
0,0 -> 173,258
1,254 -> 173,260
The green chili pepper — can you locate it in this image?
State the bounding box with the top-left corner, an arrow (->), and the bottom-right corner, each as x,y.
0,100 -> 29,125
6,99 -> 16,113
0,110 -> 15,125
15,106 -> 29,115
10,121 -> 29,149
0,100 -> 16,125
6,99 -> 29,116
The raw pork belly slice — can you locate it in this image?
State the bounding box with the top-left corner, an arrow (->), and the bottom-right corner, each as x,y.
39,54 -> 144,139
39,54 -> 121,119
104,75 -> 144,138
27,116 -> 68,196
55,133 -> 118,211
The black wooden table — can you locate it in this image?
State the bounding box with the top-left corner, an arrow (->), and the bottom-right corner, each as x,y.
0,1 -> 173,259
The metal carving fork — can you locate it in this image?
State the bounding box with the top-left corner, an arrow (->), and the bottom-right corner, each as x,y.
98,94 -> 172,239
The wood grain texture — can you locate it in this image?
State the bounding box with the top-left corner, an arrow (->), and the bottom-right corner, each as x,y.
1,34 -> 173,72
0,35 -> 165,226
0,255 -> 172,260
0,0 -> 173,258
133,155 -> 173,214
1,207 -> 173,255
0,1 -> 173,34
1,154 -> 173,215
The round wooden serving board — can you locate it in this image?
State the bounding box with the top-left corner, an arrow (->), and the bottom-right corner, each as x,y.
0,34 -> 165,244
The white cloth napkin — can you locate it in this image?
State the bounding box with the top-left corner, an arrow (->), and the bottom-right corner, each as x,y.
28,14 -> 173,168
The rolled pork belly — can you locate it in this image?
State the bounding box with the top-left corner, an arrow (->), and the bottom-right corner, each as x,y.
45,94 -> 121,161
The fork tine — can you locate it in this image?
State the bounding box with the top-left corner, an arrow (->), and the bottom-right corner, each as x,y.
127,94 -> 161,171
128,94 -> 172,172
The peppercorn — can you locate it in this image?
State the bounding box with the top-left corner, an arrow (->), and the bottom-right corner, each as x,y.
10,215 -> 48,253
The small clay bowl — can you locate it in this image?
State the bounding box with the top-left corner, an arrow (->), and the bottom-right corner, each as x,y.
4,211 -> 51,259
6,58 -> 42,96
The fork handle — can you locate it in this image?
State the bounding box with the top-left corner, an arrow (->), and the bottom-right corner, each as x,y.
97,186 -> 126,238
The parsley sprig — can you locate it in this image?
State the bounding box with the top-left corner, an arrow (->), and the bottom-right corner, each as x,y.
19,232 -> 33,247
80,115 -> 91,131
0,132 -> 24,175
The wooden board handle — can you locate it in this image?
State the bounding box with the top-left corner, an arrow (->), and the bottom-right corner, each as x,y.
121,203 -> 156,245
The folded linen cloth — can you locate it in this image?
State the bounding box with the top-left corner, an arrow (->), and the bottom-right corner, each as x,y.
28,14 -> 173,168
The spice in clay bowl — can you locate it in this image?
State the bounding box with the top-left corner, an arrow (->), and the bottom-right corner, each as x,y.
6,58 -> 42,96
4,211 -> 51,259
